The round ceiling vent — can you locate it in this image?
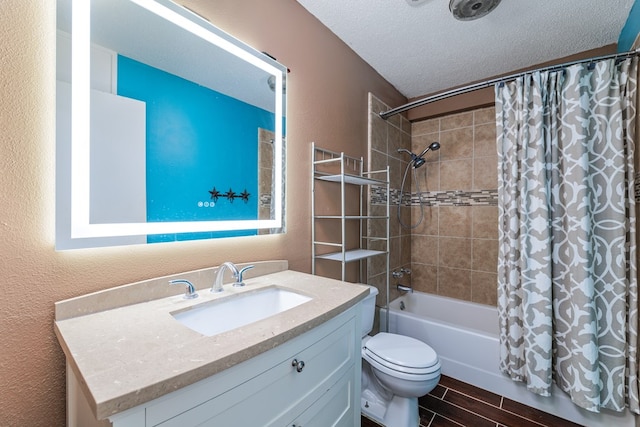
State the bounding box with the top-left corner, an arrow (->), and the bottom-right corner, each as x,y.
449,0 -> 502,21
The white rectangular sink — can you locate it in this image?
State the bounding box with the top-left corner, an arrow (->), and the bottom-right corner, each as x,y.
171,287 -> 312,337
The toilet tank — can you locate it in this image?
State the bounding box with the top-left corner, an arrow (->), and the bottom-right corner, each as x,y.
361,285 -> 378,337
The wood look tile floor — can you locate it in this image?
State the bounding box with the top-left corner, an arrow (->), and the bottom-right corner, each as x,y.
361,375 -> 584,427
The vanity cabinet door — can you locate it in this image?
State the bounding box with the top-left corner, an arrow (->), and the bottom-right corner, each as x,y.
287,368 -> 358,427
150,308 -> 358,427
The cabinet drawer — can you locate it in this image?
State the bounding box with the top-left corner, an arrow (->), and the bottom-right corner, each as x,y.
152,312 -> 357,426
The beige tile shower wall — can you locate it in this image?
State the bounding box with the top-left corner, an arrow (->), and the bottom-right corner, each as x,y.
368,94 -> 412,307
411,107 -> 499,306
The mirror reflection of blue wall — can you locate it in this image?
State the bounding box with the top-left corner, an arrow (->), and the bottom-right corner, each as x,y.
117,55 -> 275,242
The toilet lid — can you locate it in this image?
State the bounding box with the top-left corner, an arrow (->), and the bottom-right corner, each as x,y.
364,333 -> 439,372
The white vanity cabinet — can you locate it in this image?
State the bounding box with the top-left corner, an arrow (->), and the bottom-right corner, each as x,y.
72,304 -> 361,427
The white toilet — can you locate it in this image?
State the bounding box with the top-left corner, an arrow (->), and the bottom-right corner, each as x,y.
360,286 -> 441,427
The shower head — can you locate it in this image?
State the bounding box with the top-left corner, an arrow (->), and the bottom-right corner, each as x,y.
418,141 -> 441,157
413,156 -> 426,169
449,0 -> 501,21
397,141 -> 440,169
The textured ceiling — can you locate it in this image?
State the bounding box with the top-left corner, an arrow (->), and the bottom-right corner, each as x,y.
296,0 -> 635,99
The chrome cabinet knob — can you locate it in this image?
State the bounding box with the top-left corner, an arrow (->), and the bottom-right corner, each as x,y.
292,358 -> 305,373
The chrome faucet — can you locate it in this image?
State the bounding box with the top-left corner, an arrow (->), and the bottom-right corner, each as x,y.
397,283 -> 413,293
212,262 -> 255,292
212,262 -> 238,293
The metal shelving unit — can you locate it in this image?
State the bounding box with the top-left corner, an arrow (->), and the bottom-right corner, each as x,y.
311,143 -> 390,285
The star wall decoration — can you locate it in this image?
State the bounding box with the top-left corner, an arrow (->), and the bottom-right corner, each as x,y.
207,186 -> 250,203
224,188 -> 236,202
240,189 -> 250,203
208,187 -> 221,201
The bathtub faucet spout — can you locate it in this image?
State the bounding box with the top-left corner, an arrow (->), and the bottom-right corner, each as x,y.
397,284 -> 413,293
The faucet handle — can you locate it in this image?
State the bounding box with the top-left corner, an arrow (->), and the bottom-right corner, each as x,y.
400,267 -> 412,275
233,265 -> 255,287
169,279 -> 199,299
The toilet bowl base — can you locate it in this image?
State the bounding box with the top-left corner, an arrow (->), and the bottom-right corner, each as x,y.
361,388 -> 387,422
361,388 -> 419,427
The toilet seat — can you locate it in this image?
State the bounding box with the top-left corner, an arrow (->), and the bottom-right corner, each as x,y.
363,333 -> 440,380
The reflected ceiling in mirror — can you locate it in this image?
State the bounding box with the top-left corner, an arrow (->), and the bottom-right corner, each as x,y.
56,0 -> 286,249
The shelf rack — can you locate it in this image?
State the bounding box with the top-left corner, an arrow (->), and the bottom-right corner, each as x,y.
311,142 -> 390,284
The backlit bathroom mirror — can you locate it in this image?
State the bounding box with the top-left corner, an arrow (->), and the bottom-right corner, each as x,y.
56,0 -> 286,249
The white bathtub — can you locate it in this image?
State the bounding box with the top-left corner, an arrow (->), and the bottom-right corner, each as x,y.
380,291 -> 636,427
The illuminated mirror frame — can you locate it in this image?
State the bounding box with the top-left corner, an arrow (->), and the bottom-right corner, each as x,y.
70,0 -> 284,239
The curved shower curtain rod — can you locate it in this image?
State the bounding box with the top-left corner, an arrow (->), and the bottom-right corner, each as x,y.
379,48 -> 640,120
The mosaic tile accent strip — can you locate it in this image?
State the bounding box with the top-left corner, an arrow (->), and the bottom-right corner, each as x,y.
421,190 -> 498,206
370,187 -> 402,206
371,187 -> 498,206
374,176 -> 640,206
373,175 -> 639,206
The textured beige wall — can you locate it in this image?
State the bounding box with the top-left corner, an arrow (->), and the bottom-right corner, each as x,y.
0,1 -> 404,425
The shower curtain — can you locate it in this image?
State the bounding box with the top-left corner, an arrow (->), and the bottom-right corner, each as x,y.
496,57 -> 639,413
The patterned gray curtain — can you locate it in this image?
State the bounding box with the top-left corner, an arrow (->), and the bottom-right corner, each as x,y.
496,57 -> 639,413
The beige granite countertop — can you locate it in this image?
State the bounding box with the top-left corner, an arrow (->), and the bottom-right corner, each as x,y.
54,266 -> 368,420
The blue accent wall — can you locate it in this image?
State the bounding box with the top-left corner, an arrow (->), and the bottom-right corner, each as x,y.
116,55 -> 275,242
619,0 -> 640,52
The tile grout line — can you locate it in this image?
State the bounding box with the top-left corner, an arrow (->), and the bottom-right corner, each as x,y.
425,386 -> 467,427
441,384 -> 503,411
497,390 -> 550,427
439,386 -> 550,427
498,407 -> 549,427
423,410 -> 436,427
437,414 -> 467,427
370,374 -> 564,427
422,385 -> 500,427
